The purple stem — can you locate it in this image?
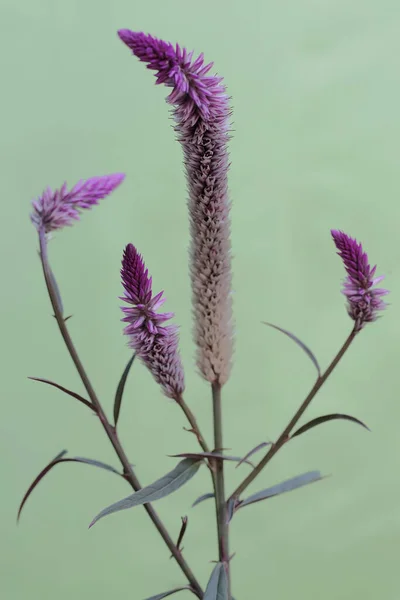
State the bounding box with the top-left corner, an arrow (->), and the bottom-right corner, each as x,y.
229,327 -> 358,501
38,228 -> 203,598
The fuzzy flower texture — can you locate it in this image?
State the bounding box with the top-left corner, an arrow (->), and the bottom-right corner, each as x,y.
119,30 -> 233,386
331,230 -> 388,331
31,174 -> 125,233
121,244 -> 185,399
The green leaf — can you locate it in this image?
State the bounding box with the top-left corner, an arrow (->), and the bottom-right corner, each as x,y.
204,563 -> 228,600
239,471 -> 324,509
291,413 -> 370,439
28,377 -> 94,411
143,587 -> 189,599
90,458 -> 202,527
235,442 -> 271,469
17,451 -> 122,522
192,492 -> 215,508
262,321 -> 321,377
113,353 -> 136,426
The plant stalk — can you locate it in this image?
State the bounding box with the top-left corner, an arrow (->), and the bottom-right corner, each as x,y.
38,229 -> 203,598
212,381 -> 231,598
229,326 -> 358,501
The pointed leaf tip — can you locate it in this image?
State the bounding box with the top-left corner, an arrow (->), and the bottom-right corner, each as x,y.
113,353 -> 136,426
204,563 -> 228,600
291,413 -> 370,438
262,321 -> 321,377
90,458 -> 202,527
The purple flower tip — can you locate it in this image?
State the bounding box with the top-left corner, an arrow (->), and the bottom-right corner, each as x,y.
30,173 -> 125,233
121,244 -> 185,399
117,29 -> 227,123
331,229 -> 389,331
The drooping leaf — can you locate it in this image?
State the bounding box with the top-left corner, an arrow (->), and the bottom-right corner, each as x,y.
170,452 -> 253,468
204,563 -> 228,600
192,492 -> 215,508
90,458 -> 202,527
262,321 -> 321,377
235,442 -> 272,468
143,587 -> 190,600
291,413 -> 370,439
66,457 -> 121,474
17,450 -> 67,521
239,470 -> 323,509
17,451 -> 122,521
113,353 -> 136,426
28,377 -> 94,411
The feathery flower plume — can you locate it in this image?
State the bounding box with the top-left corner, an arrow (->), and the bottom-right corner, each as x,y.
30,174 -> 125,233
121,243 -> 185,399
331,230 -> 388,331
118,30 -> 233,386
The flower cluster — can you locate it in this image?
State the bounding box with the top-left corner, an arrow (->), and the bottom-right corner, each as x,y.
30,174 -> 125,233
121,243 -> 185,399
331,230 -> 388,330
118,30 -> 233,386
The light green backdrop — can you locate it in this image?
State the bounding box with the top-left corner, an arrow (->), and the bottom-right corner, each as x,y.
1,0 -> 400,598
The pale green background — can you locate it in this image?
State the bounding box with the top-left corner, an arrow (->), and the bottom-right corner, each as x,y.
1,0 -> 400,598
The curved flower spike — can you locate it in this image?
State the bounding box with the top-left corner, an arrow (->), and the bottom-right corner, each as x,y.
31,173 -> 125,233
331,229 -> 389,331
118,30 -> 233,386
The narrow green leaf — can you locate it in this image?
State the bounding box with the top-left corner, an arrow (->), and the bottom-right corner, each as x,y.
17,451 -> 122,521
204,563 -> 228,600
113,353 -> 136,426
192,492 -> 215,508
67,457 -> 120,474
28,377 -> 94,411
239,471 -> 323,509
235,442 -> 271,468
17,450 -> 67,521
291,413 -> 370,439
90,458 -> 202,527
144,587 -> 189,599
262,321 -> 321,377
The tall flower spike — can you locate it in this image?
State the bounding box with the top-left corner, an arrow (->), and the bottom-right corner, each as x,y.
30,173 -> 125,233
118,30 -> 233,386
121,244 -> 185,399
331,230 -> 389,331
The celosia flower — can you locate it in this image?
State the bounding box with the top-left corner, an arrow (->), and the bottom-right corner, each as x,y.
31,174 -> 125,233
118,30 -> 233,386
121,243 -> 185,399
331,230 -> 389,331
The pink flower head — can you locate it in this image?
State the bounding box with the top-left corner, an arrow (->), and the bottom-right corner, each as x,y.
331,230 -> 389,331
121,244 -> 185,399
30,174 -> 125,233
118,30 -> 233,385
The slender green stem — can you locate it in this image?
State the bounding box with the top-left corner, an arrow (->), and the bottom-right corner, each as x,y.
176,395 -> 210,453
38,229 -> 203,598
229,327 -> 358,502
212,381 -> 231,598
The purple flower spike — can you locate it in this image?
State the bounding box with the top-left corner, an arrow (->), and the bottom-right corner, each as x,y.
118,30 -> 233,385
331,230 -> 389,331
31,173 -> 125,233
121,244 -> 185,399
